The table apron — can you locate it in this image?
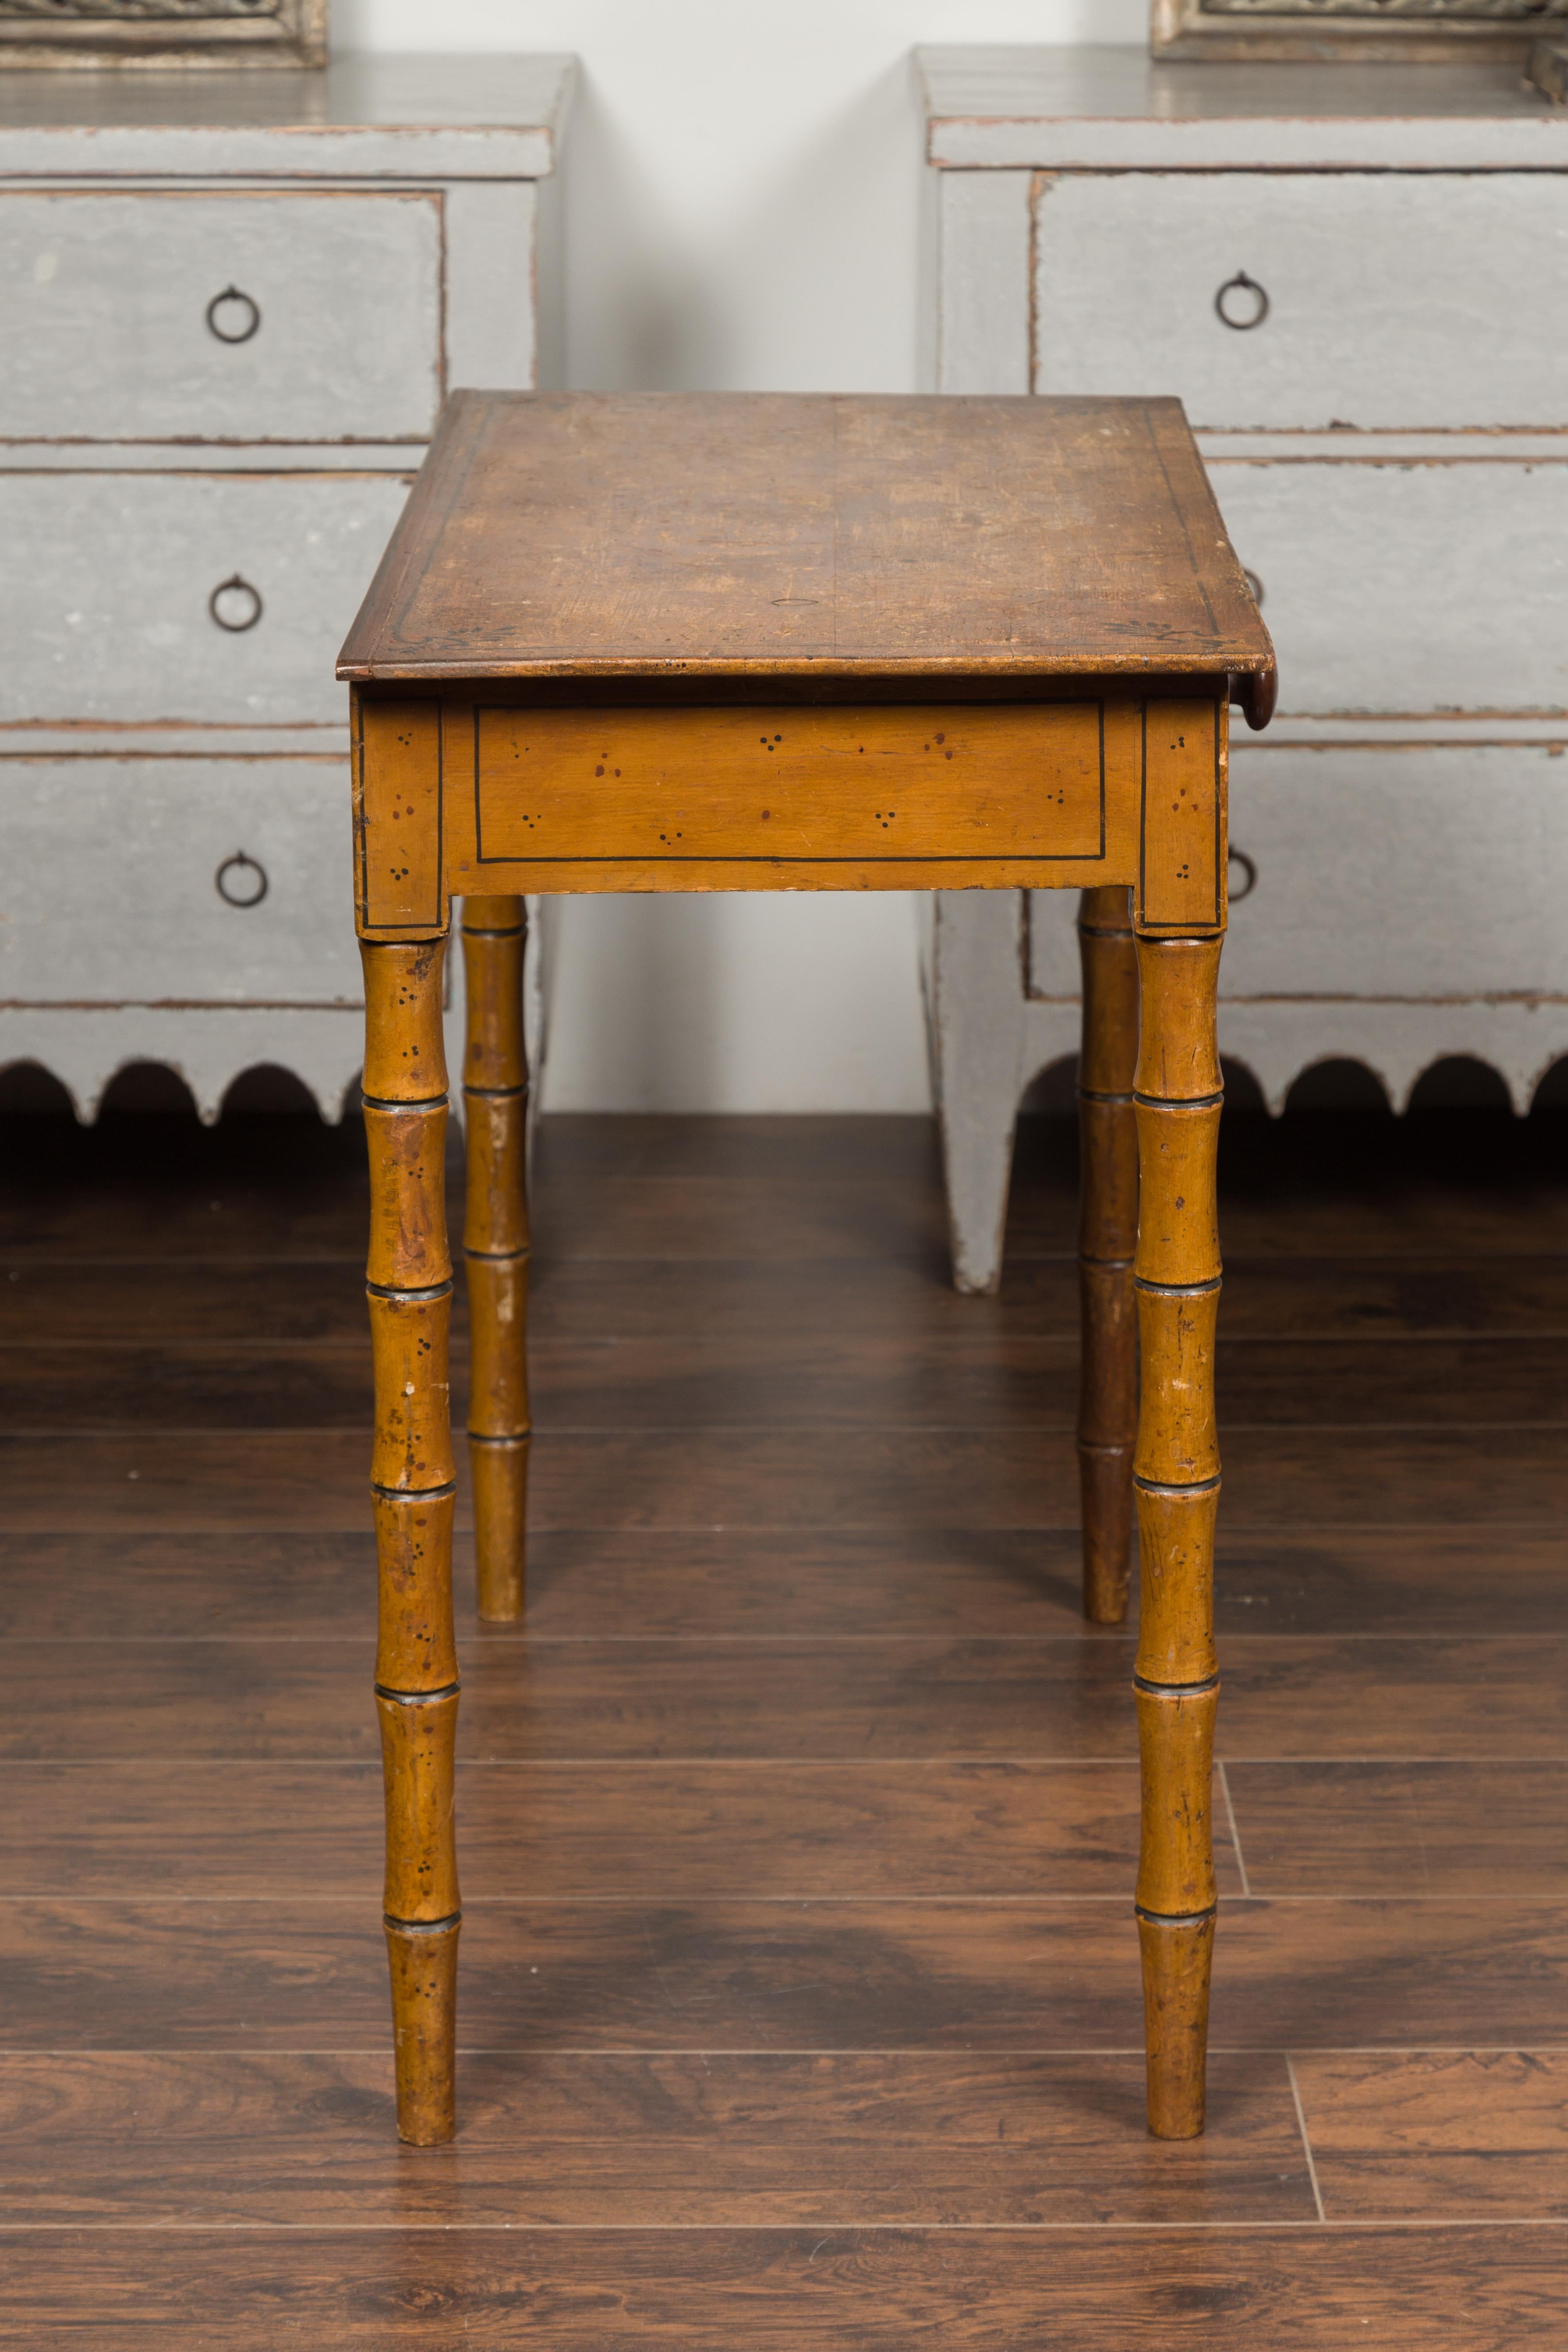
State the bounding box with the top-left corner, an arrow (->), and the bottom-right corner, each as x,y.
351,692 -> 1227,933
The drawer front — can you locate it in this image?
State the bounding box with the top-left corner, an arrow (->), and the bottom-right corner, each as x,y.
1209,460 -> 1568,717
0,757 -> 361,1007
1226,746 -> 1568,1001
0,472 -> 412,727
473,703 -> 1107,864
1030,744 -> 1568,1005
1034,172 -> 1568,431
0,191 -> 442,444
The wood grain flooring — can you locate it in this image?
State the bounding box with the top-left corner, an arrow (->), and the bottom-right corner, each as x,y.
0,1099 -> 1564,2346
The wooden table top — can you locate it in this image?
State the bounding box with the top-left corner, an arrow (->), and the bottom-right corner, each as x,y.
338,391 -> 1275,713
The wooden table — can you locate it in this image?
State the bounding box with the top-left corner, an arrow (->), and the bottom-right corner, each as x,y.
336,390 -> 1277,2149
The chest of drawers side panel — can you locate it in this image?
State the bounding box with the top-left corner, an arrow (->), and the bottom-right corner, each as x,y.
922,168 -> 1032,397
442,180 -> 541,394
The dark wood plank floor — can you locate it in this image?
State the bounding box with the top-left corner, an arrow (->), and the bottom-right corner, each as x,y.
1,1097 -> 1566,2346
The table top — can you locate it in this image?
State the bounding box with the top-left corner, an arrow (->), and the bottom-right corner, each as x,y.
920,43 -> 1557,127
0,55 -> 574,179
337,391 -> 1275,709
918,44 -> 1564,170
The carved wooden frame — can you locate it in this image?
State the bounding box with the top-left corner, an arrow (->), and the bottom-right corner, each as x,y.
0,0 -> 327,69
1151,0 -> 1567,63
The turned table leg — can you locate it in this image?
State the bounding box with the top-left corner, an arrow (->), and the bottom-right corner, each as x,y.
460,898 -> 532,1623
1131,930 -> 1224,2139
1077,886 -> 1140,1625
362,934 -> 461,2145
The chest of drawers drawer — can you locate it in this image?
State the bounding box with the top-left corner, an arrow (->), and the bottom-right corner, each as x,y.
0,470 -> 413,727
1033,171 -> 1568,430
0,190 -> 443,445
0,756 -> 360,1007
1222,745 -> 1568,1003
1031,743 -> 1568,1007
1209,458 -> 1568,716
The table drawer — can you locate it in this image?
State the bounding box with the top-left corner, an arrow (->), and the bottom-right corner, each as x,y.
1034,172 -> 1568,431
1030,744 -> 1568,1005
0,191 -> 442,444
1209,459 -> 1568,717
0,471 -> 412,727
0,757 -> 361,1007
472,702 -> 1107,862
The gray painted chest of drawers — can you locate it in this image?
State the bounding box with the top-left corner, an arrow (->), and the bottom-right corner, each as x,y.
919,46 -> 1568,1289
0,54 -> 571,1121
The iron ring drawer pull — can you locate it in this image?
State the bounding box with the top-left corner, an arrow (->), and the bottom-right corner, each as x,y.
206,286 -> 261,345
1216,272 -> 1269,331
216,852 -> 268,910
209,574 -> 263,633
1243,568 -> 1264,608
1229,849 -> 1258,903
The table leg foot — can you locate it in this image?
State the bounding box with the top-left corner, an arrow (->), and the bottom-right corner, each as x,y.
384,1916 -> 461,2145
461,898 -> 532,1624
470,1431 -> 530,1622
1132,930 -> 1224,2141
1077,887 -> 1139,1625
1136,1907 -> 1216,2139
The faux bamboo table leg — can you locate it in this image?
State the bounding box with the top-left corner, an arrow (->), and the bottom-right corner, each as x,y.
362,934 -> 461,2145
460,897 -> 532,1623
1131,929 -> 1224,2140
1076,886 -> 1140,1625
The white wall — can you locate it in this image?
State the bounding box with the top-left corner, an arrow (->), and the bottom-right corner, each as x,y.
337,1 -> 1145,1110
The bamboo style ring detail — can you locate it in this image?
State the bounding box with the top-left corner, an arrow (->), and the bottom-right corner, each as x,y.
1228,848 -> 1258,903
209,574 -> 263,633
215,851 -> 268,909
206,286 -> 261,345
1215,272 -> 1269,331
